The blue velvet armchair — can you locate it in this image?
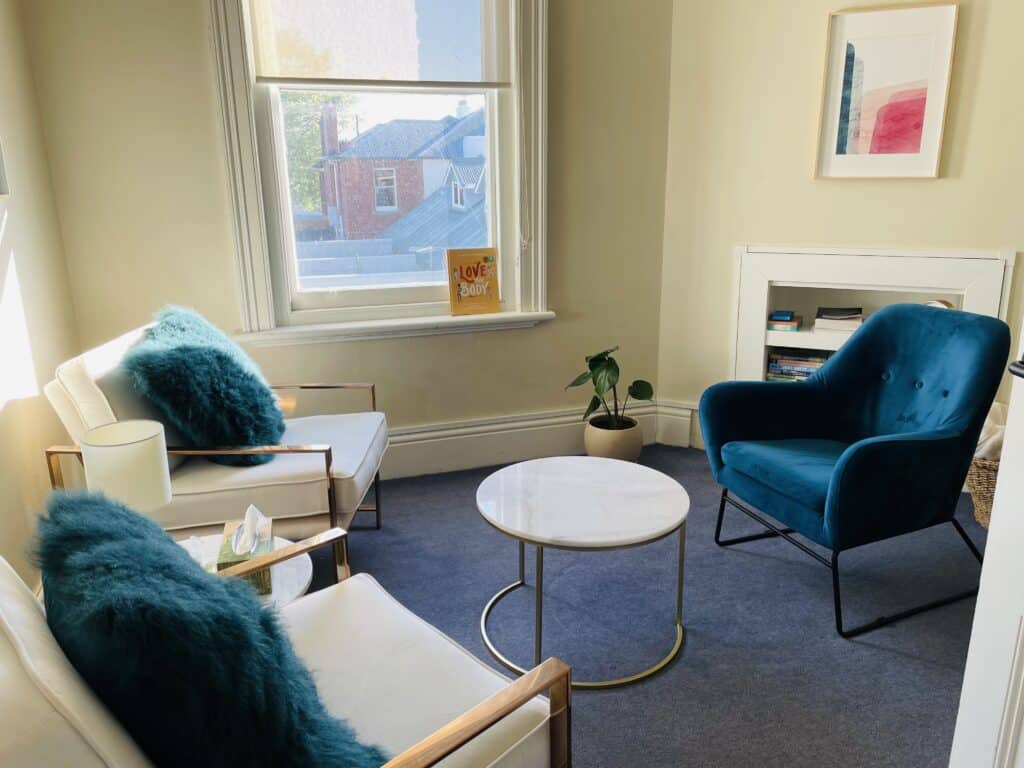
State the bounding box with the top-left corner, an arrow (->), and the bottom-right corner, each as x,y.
700,304 -> 1009,637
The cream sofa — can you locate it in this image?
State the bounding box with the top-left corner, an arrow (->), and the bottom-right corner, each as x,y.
0,536 -> 572,767
43,326 -> 388,574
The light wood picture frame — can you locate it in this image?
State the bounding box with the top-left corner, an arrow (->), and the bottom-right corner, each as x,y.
815,2 -> 958,179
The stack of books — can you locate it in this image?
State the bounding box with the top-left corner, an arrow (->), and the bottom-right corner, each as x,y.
814,307 -> 864,332
766,348 -> 831,382
766,310 -> 802,332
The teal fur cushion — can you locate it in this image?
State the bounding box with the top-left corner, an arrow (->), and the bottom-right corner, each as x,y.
122,306 -> 285,466
37,492 -> 388,768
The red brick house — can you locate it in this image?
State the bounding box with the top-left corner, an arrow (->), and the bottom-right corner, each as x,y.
316,102 -> 485,241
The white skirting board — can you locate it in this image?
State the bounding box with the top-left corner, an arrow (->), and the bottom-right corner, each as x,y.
381,400 -> 696,479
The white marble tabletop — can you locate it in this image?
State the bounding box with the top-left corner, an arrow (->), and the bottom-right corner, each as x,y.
476,456 -> 690,549
180,534 -> 313,608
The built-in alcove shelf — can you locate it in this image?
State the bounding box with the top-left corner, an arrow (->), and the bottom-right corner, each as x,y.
731,245 -> 1016,381
764,328 -> 852,352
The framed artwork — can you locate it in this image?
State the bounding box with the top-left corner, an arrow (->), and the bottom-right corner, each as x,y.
815,3 -> 958,178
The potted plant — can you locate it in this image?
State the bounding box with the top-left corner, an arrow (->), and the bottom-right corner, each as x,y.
566,347 -> 653,461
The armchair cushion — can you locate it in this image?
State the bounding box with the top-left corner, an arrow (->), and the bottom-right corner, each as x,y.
699,381 -> 829,476
37,492 -> 388,768
122,307 -> 285,467
163,412 -> 389,533
721,439 -> 849,512
283,573 -> 551,768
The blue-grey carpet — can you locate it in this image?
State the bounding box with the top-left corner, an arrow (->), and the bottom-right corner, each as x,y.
311,445 -> 984,767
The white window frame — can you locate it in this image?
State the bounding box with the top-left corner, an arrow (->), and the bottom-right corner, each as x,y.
209,0 -> 552,344
373,168 -> 398,212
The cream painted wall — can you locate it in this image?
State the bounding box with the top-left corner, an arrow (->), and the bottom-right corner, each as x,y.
22,0 -> 674,432
658,0 -> 1024,438
0,0 -> 80,581
22,0 -> 242,342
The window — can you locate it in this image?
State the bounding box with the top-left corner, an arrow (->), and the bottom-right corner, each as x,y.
212,0 -> 549,338
372,168 -> 397,212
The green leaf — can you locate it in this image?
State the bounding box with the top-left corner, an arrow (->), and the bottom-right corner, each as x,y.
585,346 -> 618,363
565,370 -> 592,389
583,395 -> 602,421
591,358 -> 620,396
585,346 -> 619,370
628,379 -> 654,400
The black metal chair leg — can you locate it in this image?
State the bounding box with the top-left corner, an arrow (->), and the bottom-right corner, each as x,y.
952,518 -> 982,563
715,489 -> 795,547
374,471 -> 382,530
831,521 -> 983,639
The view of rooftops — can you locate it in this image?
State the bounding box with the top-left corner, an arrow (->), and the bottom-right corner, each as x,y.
281,90 -> 491,292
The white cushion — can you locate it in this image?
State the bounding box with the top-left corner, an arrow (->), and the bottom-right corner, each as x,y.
282,574 -> 551,768
47,325 -> 187,472
0,559 -> 150,768
161,412 -> 388,533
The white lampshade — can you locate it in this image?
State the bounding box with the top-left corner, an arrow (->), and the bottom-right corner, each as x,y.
81,420 -> 172,513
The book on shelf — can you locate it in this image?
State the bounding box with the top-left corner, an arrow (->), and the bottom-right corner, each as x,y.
766,315 -> 802,331
814,306 -> 863,332
766,348 -> 832,382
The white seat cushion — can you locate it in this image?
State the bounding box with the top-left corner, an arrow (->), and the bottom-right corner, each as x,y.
0,559 -> 151,768
283,574 -> 550,768
161,412 -> 388,532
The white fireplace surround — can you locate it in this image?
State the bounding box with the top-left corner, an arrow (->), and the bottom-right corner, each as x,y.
731,245 -> 1016,381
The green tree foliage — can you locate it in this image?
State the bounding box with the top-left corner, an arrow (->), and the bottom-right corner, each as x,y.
281,90 -> 354,213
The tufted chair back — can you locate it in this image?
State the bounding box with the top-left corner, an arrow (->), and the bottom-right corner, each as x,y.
813,304 -> 1010,444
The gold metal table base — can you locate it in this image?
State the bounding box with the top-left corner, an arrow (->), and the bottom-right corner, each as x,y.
480,523 -> 686,690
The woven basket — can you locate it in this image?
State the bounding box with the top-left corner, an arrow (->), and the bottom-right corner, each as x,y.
966,457 -> 999,529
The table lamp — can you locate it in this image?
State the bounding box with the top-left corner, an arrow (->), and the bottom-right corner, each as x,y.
80,420 -> 172,513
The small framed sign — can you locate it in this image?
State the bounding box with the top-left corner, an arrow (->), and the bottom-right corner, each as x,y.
447,247 -> 500,316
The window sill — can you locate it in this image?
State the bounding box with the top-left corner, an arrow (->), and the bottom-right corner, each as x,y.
235,310 -> 556,347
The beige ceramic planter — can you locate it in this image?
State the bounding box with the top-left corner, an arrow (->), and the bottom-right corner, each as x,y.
583,415 -> 643,461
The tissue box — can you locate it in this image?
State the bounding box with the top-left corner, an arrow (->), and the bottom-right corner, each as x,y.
217,518 -> 274,595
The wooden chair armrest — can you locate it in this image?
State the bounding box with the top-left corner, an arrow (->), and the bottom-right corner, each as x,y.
45,445 -> 334,505
271,382 -> 377,411
166,444 -> 331,457
383,658 -> 572,768
218,527 -> 346,578
45,443 -> 332,458
45,445 -> 82,455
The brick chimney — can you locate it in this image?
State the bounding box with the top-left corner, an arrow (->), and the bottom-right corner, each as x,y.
320,102 -> 339,155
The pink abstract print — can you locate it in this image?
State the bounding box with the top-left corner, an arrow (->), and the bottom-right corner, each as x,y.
835,35 -> 932,156
870,87 -> 927,153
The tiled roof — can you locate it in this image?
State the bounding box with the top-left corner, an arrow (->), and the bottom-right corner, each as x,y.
413,109 -> 485,159
337,118 -> 456,159
381,184 -> 487,252
336,108 -> 486,161
448,158 -> 486,190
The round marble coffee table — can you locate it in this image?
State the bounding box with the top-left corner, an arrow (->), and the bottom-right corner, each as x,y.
477,456 -> 689,689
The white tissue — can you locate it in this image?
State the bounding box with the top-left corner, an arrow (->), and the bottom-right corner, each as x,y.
232,504 -> 269,555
